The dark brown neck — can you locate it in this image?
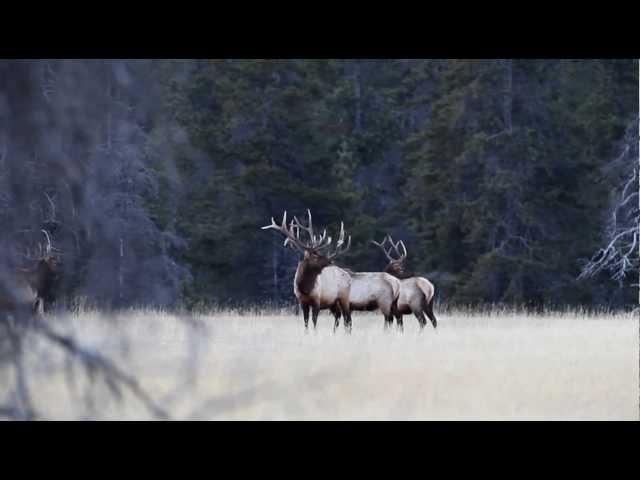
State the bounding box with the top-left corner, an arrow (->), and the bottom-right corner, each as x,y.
384,264 -> 415,280
18,262 -> 53,296
17,267 -> 37,287
296,261 -> 324,296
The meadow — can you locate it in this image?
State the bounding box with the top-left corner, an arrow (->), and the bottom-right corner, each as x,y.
10,306 -> 639,420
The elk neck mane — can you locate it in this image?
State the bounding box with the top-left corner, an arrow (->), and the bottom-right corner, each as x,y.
384,264 -> 415,280
17,258 -> 56,296
296,260 -> 325,296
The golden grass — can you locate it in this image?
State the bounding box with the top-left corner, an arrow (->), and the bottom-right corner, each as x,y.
11,307 -> 639,420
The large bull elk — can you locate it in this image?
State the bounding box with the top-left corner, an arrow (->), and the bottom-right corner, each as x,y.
262,210 -> 353,331
288,213 -> 401,330
0,230 -> 62,319
372,235 -> 437,330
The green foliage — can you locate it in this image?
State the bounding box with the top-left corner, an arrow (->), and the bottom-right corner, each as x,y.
155,59 -> 637,308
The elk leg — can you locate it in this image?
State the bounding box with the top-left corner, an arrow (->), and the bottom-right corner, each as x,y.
414,311 -> 427,330
302,304 -> 310,329
34,298 -> 44,317
311,305 -> 319,329
382,303 -> 394,330
425,298 -> 437,329
344,312 -> 352,334
331,304 -> 341,332
396,315 -> 404,332
339,298 -> 352,334
384,317 -> 391,331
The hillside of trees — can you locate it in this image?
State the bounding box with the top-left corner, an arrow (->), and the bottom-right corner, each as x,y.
0,59 -> 637,310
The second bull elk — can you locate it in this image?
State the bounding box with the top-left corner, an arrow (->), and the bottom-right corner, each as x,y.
262,210 -> 353,331
372,235 -> 437,330
328,269 -> 400,330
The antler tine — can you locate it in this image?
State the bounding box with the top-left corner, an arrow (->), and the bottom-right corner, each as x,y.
398,240 -> 408,260
313,227 -> 333,251
307,209 -> 314,241
370,238 -> 386,248
336,222 -> 347,249
315,237 -> 333,251
329,234 -> 351,259
321,229 -> 329,247
385,245 -> 395,260
41,229 -> 52,255
261,215 -> 279,230
327,222 -> 351,259
371,235 -> 395,261
288,218 -> 308,250
261,211 -> 308,253
292,213 -> 316,246
386,235 -> 407,262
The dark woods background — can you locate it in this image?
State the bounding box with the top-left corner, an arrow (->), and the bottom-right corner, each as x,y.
1,59 -> 637,311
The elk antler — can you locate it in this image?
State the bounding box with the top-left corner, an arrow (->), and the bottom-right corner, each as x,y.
372,235 -> 407,262
12,228 -> 58,263
291,210 -> 317,246
327,222 -> 351,260
291,210 -> 334,250
387,235 -> 407,261
263,210 -> 350,259
41,229 -> 52,255
261,211 -> 307,253
371,236 -> 394,261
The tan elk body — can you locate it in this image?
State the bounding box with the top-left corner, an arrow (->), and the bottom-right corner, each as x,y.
293,264 -> 352,311
372,236 -> 437,330
330,271 -> 400,328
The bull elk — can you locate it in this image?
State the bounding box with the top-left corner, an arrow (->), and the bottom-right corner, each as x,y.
372,235 -> 437,330
288,212 -> 401,330
328,271 -> 400,330
262,210 -> 353,331
0,230 -> 62,319
332,270 -> 400,329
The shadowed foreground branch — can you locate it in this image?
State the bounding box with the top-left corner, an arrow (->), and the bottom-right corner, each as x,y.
0,315 -> 170,420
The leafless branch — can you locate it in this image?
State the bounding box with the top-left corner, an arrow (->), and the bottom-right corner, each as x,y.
31,320 -> 170,419
0,313 -> 170,420
579,117 -> 639,286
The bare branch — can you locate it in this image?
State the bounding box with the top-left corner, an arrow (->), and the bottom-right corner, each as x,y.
29,320 -> 170,420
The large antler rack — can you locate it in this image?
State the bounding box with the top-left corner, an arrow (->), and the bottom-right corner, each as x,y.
371,234 -> 407,262
12,228 -> 61,262
292,209 -> 332,250
262,210 -> 351,260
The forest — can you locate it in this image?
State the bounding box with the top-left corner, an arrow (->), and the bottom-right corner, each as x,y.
0,59 -> 637,310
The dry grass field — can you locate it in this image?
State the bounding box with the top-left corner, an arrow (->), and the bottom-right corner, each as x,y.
7,307 -> 639,420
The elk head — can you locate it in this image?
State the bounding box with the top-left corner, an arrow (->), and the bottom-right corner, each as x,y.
19,230 -> 63,292
372,235 -> 412,279
262,210 -> 351,271
40,229 -> 62,265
